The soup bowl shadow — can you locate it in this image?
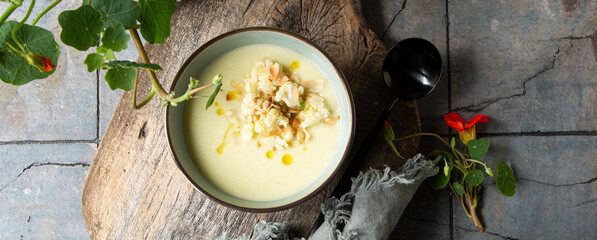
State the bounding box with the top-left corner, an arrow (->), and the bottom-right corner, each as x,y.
165,27 -> 355,212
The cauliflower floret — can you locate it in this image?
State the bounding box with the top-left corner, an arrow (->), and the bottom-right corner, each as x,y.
298,95 -> 330,128
241,124 -> 255,140
263,108 -> 289,131
273,82 -> 304,108
241,92 -> 258,117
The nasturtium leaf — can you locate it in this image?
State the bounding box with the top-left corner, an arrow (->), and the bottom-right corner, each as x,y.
0,21 -> 60,85
59,5 -> 104,51
465,170 -> 484,186
91,0 -> 140,29
453,182 -> 464,196
426,152 -> 453,190
137,0 -> 176,44
97,45 -> 115,61
101,25 -> 130,52
105,67 -> 136,90
468,138 -> 490,160
102,60 -> 163,71
84,53 -> 105,72
496,161 -> 516,197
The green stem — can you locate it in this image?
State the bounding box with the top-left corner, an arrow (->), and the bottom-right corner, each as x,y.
6,42 -> 22,55
129,28 -> 219,106
132,68 -> 156,109
450,183 -> 472,218
0,0 -> 22,26
171,83 -> 213,103
467,194 -> 484,232
464,158 -> 484,165
448,162 -> 467,175
11,0 -> 35,52
393,132 -> 467,161
129,28 -> 170,99
31,0 -> 62,26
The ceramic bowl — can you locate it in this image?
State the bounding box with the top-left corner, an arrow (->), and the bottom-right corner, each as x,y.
166,27 -> 354,212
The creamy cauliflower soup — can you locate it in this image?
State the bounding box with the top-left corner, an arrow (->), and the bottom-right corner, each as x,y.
184,44 -> 341,202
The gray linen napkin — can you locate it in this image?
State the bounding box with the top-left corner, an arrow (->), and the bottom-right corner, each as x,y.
211,154 -> 439,240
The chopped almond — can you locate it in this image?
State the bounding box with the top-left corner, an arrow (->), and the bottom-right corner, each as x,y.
292,118 -> 301,128
301,79 -> 325,92
269,63 -> 280,81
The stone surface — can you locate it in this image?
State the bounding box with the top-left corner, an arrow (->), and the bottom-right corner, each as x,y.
449,0 -> 597,133
0,144 -> 95,240
391,187 -> 451,240
363,0 -> 450,134
0,1 -> 98,141
453,136 -> 597,239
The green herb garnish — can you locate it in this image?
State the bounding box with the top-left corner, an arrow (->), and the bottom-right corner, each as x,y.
205,74 -> 223,110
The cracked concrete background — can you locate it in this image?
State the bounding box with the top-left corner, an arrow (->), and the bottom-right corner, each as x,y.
0,0 -> 596,239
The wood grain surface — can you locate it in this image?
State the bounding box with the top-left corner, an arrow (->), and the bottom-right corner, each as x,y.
81,0 -> 421,238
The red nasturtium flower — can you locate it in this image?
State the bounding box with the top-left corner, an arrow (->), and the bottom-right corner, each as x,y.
444,112 -> 488,145
24,52 -> 56,72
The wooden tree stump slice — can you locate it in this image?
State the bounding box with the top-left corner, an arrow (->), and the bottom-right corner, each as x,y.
82,0 -> 421,238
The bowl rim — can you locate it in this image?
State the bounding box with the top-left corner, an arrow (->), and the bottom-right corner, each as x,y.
165,26 -> 355,213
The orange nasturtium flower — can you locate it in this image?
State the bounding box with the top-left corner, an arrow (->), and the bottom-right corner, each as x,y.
444,112 -> 488,145
25,52 -> 56,72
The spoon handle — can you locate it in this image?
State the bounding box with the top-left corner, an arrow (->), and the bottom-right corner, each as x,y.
308,96 -> 400,236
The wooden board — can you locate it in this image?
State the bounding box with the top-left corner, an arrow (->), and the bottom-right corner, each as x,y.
81,0 -> 421,238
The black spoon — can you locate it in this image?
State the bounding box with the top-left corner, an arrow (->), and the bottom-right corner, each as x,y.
308,38 -> 442,236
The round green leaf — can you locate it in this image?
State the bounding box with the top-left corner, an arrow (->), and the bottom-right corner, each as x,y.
496,161 -> 516,197
453,182 -> 464,196
465,170 -> 485,186
91,0 -> 140,29
426,152 -> 453,190
101,25 -> 130,52
138,0 -> 176,44
84,53 -> 105,72
59,5 -> 104,51
0,21 -> 60,85
105,67 -> 136,90
468,138 -> 490,160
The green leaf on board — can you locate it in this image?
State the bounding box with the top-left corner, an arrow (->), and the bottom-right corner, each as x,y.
59,5 -> 104,51
0,21 -> 60,85
453,182 -> 464,196
91,0 -> 140,29
102,60 -> 163,71
496,161 -> 516,197
468,138 -> 490,160
426,152 -> 453,190
465,170 -> 484,186
101,25 -> 130,52
84,53 -> 105,72
137,0 -> 176,44
105,67 -> 136,90
97,45 -> 115,61
206,81 -> 222,110
450,137 -> 456,147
